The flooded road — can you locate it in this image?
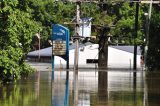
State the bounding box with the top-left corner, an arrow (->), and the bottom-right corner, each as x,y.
0,70 -> 160,106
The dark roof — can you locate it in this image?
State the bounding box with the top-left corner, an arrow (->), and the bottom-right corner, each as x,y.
110,46 -> 141,55
27,43 -> 141,57
27,42 -> 93,57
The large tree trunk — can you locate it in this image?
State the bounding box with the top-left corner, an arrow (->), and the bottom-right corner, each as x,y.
98,37 -> 108,69
98,27 -> 110,69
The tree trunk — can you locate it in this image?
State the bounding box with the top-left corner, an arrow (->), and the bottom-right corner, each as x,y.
98,27 -> 110,69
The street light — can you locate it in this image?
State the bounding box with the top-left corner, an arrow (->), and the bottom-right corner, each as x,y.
35,33 -> 41,61
144,12 -> 149,68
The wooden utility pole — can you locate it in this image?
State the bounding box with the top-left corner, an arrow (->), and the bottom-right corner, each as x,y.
74,1 -> 81,71
133,1 -> 139,70
144,0 -> 154,69
73,1 -> 81,106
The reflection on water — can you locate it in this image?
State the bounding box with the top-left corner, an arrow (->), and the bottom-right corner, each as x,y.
52,71 -> 69,106
98,71 -> 108,105
146,72 -> 160,106
0,71 -> 52,106
1,70 -> 160,106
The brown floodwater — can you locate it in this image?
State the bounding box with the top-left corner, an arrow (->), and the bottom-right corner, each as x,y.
0,69 -> 160,106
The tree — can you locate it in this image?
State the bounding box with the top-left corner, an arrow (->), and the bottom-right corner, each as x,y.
25,0 -> 75,48
0,0 -> 41,83
146,5 -> 160,71
113,2 -> 144,45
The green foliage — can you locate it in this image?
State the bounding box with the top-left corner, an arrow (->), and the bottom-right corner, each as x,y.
146,6 -> 160,71
113,3 -> 144,45
20,62 -> 35,77
7,9 -> 41,52
0,46 -> 22,82
0,0 -> 40,83
21,0 -> 75,48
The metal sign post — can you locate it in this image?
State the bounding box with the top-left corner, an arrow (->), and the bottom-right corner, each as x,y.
51,24 -> 69,80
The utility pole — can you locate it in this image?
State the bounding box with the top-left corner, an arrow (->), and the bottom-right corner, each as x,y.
73,1 -> 81,106
144,0 -> 153,68
133,1 -> 139,70
74,1 -> 81,71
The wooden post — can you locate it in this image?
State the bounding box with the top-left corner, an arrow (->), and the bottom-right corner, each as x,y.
133,1 -> 139,70
73,1 -> 81,106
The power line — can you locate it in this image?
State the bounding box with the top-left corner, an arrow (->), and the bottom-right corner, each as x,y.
62,0 -> 160,4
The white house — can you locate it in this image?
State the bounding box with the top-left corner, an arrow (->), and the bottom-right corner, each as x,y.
27,42 -> 141,69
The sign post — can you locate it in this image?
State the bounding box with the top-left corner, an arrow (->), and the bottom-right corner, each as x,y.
51,24 -> 69,80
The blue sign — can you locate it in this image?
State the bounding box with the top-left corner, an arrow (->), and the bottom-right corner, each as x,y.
51,24 -> 70,80
52,24 -> 69,41
52,24 -> 69,56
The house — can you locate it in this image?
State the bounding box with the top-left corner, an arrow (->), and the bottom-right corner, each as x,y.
27,42 -> 141,69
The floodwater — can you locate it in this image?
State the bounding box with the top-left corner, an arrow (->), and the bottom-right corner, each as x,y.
0,69 -> 160,106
